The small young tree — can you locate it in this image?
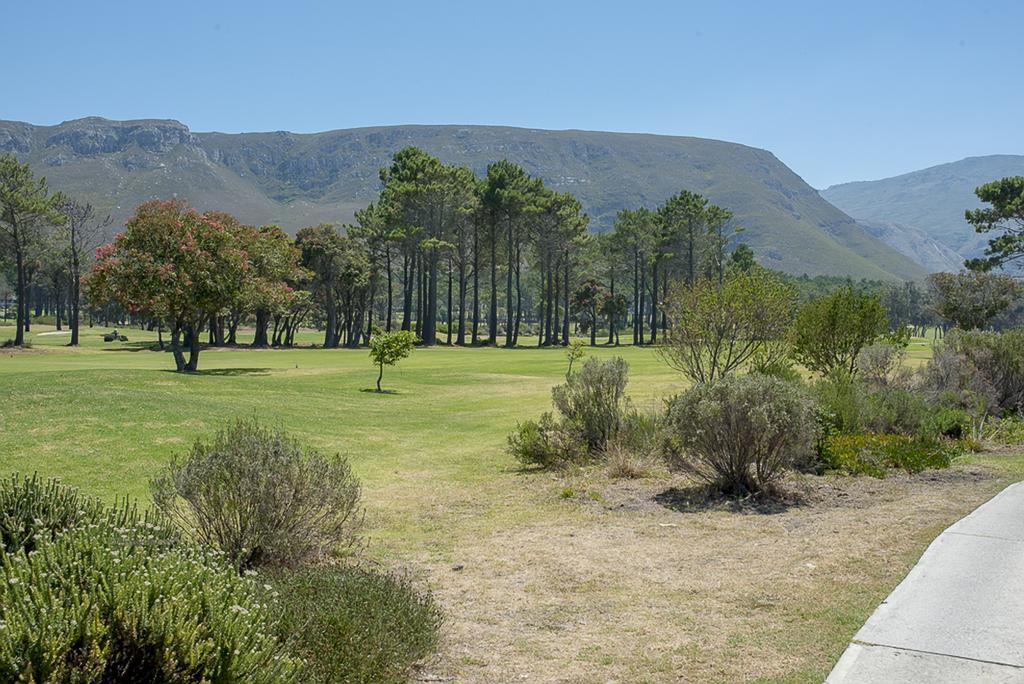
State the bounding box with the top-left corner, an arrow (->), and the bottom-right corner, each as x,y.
369,329 -> 417,392
927,271 -> 1020,330
791,287 -> 888,377
659,269 -> 796,383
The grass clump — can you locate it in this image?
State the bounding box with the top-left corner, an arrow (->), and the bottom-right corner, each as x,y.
151,418 -> 363,570
272,565 -> 443,684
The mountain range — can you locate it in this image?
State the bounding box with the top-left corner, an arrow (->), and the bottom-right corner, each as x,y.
822,155 -> 1024,272
0,116 -> 932,281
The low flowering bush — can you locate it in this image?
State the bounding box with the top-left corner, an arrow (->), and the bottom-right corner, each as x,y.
0,473 -> 175,554
0,518 -> 301,683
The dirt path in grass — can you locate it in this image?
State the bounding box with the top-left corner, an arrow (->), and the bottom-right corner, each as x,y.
412,464 -> 1012,683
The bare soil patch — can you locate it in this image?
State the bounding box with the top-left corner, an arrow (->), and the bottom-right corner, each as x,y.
413,461 -> 1007,683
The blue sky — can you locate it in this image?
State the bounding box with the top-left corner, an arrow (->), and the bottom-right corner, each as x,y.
3,1 -> 1021,187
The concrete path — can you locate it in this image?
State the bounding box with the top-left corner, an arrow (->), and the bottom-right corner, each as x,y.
827,482 -> 1024,683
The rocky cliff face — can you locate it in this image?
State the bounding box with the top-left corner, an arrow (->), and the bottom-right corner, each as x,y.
0,117 -> 927,281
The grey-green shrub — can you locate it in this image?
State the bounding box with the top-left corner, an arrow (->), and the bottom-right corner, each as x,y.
664,374 -> 818,495
0,518 -> 300,683
151,418 -> 362,570
552,356 -> 630,450
272,565 -> 443,684
924,329 -> 1024,415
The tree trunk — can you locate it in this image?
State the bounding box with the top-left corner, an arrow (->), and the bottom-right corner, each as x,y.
505,216 -> 514,348
446,256 -> 453,346
385,248 -> 393,332
253,308 -> 270,348
14,239 -> 25,346
401,252 -> 412,332
562,250 -> 570,346
488,225 -> 498,345
649,259 -> 658,344
472,221 -> 480,345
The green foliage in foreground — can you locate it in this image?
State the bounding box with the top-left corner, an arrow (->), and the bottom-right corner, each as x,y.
0,516 -> 300,683
272,564 -> 443,684
792,287 -> 889,377
821,433 -> 961,478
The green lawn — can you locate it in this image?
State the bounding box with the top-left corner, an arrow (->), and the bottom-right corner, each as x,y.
2,323 -> 1020,682
0,324 -> 679,547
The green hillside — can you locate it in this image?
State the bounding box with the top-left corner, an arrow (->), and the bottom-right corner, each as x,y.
0,117 -> 926,280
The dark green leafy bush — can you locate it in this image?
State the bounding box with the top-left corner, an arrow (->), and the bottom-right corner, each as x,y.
821,433 -> 959,477
923,406 -> 972,440
862,387 -> 930,435
151,419 -> 363,570
664,374 -> 818,495
0,519 -> 300,683
272,565 -> 443,684
508,412 -> 585,468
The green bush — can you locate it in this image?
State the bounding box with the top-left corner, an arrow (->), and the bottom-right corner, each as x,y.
664,374 -> 818,495
821,433 -> 959,477
151,418 -> 363,570
811,371 -> 865,435
272,565 -> 443,684
552,356 -> 630,451
923,406 -> 972,440
0,519 -> 300,683
508,412 -> 584,468
0,473 -> 172,554
924,329 -> 1024,415
862,387 -> 930,435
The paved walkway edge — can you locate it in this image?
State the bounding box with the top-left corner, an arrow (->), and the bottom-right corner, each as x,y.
825,482 -> 1024,683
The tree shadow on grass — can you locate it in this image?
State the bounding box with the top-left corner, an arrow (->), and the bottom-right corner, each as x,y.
159,367 -> 273,377
358,388 -> 399,395
99,342 -> 164,352
654,484 -> 804,515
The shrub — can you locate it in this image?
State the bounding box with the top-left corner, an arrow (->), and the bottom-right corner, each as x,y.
659,270 -> 796,383
0,519 -> 300,683
508,412 -> 585,468
151,418 -> 363,570
792,287 -> 888,377
272,565 -> 442,684
664,374 -> 818,495
0,473 -> 172,554
923,406 -> 972,440
821,433 -> 959,477
861,387 -> 930,435
949,330 -> 1024,413
811,371 -> 865,435
551,356 -> 630,451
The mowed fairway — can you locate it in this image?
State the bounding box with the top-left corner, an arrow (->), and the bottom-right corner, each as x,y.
2,324 -> 1022,682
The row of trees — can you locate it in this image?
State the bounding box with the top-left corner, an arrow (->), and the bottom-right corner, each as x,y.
3,151 -> 1022,371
